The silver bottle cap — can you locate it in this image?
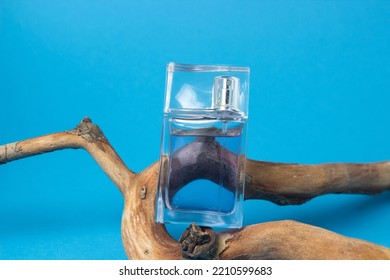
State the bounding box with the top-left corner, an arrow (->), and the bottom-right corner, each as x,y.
213,76 -> 240,111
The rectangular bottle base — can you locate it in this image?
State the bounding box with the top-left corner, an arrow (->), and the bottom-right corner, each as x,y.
155,196 -> 243,228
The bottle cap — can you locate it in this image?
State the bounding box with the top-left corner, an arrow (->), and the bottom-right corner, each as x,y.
213,76 -> 240,111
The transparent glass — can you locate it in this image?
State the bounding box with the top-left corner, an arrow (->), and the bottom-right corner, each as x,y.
155,62 -> 250,228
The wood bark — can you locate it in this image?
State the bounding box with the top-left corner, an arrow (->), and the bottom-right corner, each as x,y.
1,117 -> 390,259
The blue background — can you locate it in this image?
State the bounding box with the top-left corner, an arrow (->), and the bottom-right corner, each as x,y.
1,1 -> 389,259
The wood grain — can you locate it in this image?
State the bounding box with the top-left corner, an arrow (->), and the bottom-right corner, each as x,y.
1,117 -> 389,259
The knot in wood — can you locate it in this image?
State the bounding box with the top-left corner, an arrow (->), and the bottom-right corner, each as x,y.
70,117 -> 108,143
140,186 -> 147,199
179,223 -> 217,260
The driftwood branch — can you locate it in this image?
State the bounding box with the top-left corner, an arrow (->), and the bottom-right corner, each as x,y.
0,117 -> 134,195
245,159 -> 390,205
1,117 -> 390,259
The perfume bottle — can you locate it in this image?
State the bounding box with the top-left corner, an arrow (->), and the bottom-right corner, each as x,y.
155,62 -> 250,228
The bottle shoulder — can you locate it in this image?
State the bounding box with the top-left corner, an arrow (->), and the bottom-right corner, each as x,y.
165,109 -> 247,121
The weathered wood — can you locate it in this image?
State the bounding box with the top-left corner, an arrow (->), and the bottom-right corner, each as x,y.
0,118 -> 135,195
1,117 -> 389,259
245,159 -> 390,205
218,220 -> 390,259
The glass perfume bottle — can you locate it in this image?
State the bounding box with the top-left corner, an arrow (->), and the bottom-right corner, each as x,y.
155,62 -> 250,228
